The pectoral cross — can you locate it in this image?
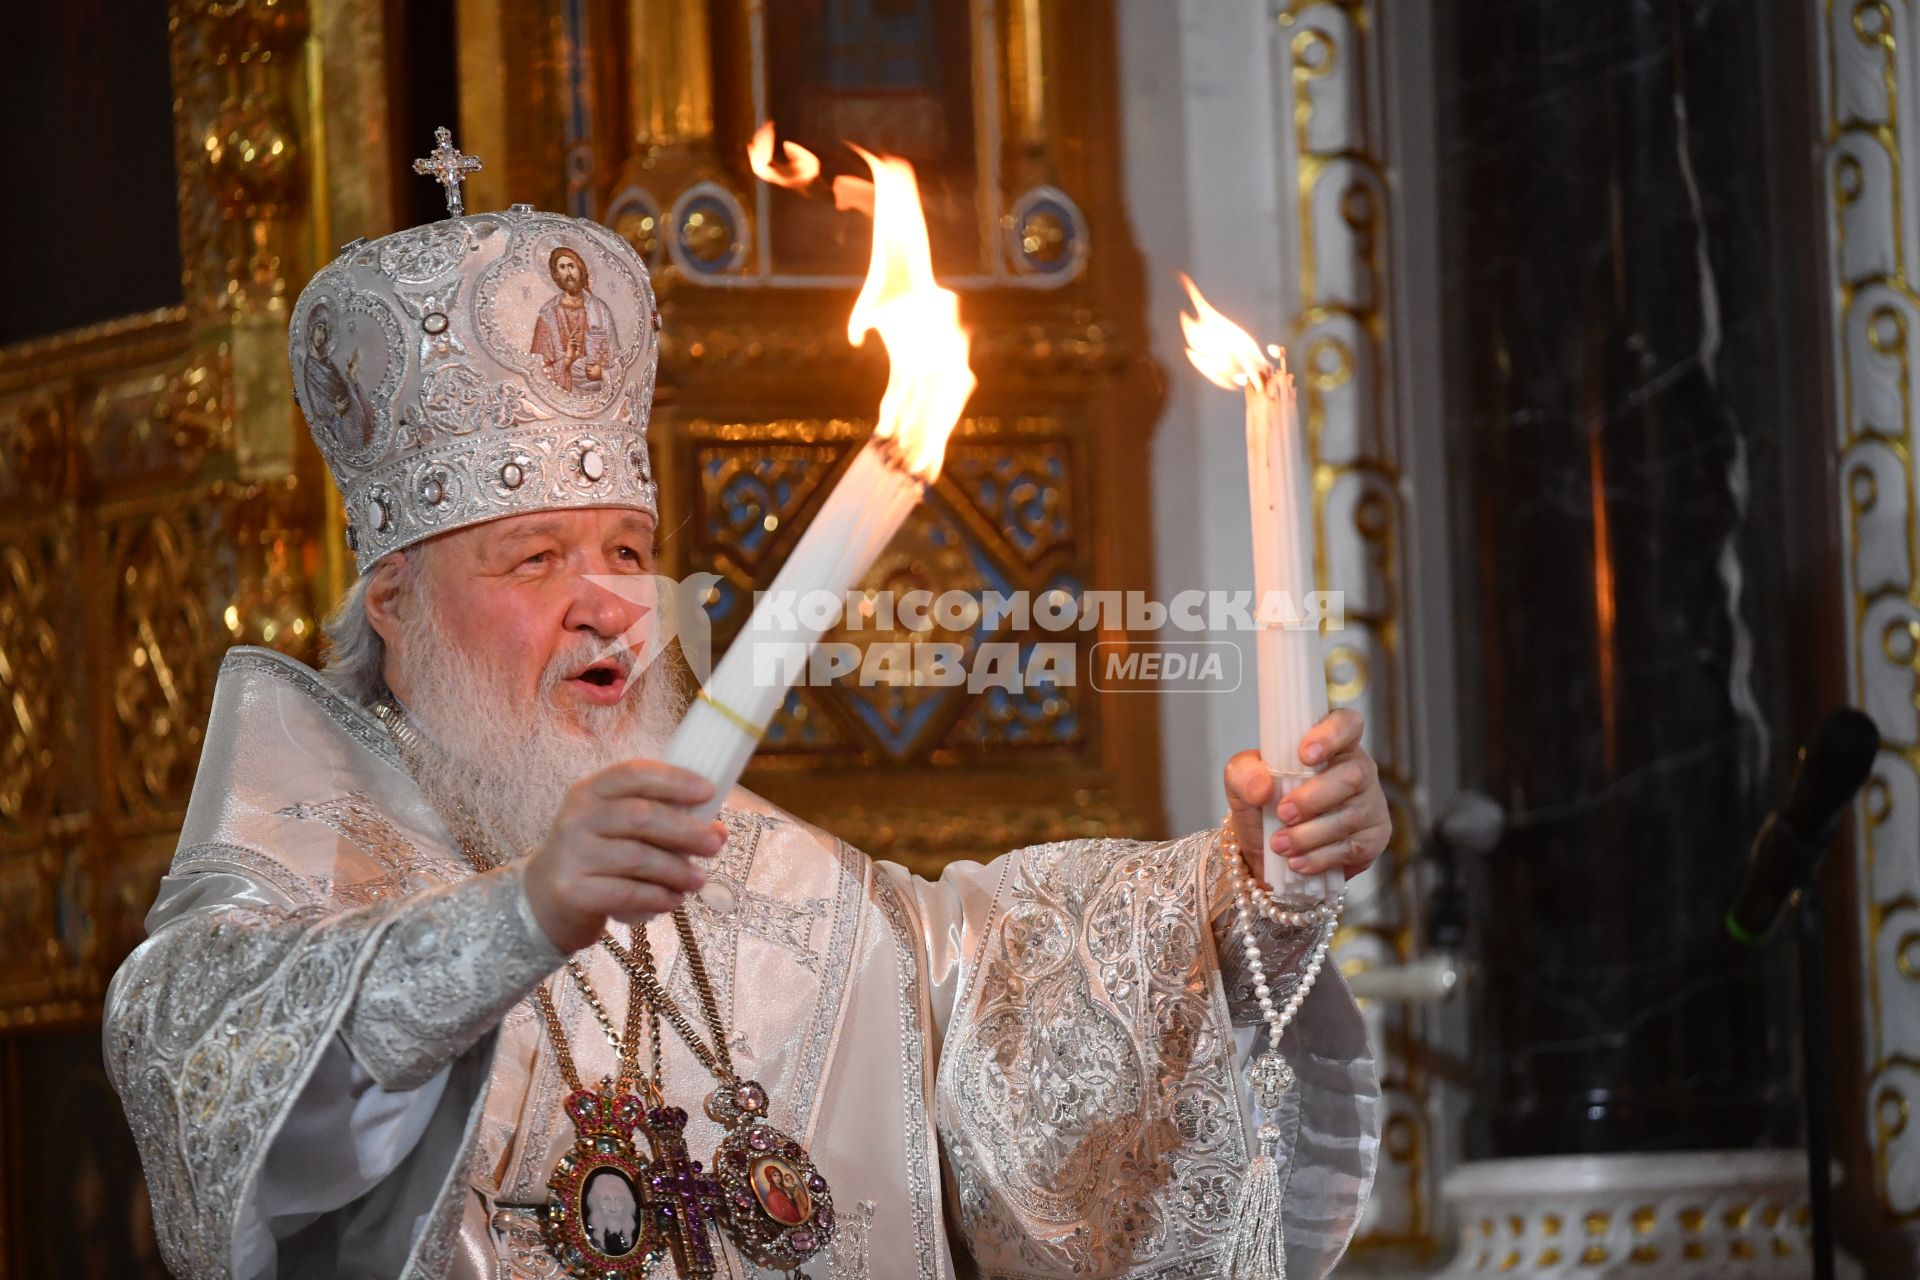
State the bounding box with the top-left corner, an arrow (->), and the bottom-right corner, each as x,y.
643,1104 -> 722,1278
413,126 -> 483,217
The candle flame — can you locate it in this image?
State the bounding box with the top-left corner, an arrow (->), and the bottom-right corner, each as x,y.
846,144 -> 975,481
832,175 -> 876,216
1180,274 -> 1275,390
747,121 -> 821,191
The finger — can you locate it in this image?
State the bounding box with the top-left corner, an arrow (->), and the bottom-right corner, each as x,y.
1224,751 -> 1275,813
1223,751 -> 1272,859
583,842 -> 711,894
1282,814 -> 1391,875
1342,824 -> 1391,876
587,798 -> 725,856
1299,708 -> 1364,767
1283,835 -> 1355,876
590,877 -> 690,922
1273,800 -> 1370,860
1275,760 -> 1369,824
586,761 -> 716,806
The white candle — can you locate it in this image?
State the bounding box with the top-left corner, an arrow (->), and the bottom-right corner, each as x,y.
1182,279 -> 1340,902
1245,359 -> 1340,901
662,142 -> 976,820
664,440 -> 926,821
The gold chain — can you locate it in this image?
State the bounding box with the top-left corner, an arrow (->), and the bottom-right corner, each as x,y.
601,913 -> 735,1084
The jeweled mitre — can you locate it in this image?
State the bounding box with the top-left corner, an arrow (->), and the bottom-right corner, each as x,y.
290,201 -> 660,572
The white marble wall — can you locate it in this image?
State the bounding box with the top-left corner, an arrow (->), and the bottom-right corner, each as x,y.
1119,0 -> 1278,838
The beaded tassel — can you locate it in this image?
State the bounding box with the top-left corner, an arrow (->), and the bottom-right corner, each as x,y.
1218,824 -> 1339,1280
1223,1119 -> 1287,1279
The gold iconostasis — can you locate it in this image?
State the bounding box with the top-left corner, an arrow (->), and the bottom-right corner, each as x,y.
2,0 -> 1165,998
0,2 -> 1167,1269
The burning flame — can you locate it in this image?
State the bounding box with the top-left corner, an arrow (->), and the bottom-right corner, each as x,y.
845,144 -> 975,481
832,175 -> 875,216
747,121 -> 821,191
1179,274 -> 1275,390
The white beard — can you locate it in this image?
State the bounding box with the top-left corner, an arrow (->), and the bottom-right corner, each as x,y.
391,597 -> 688,860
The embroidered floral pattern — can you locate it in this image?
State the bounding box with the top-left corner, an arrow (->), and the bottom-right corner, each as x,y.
341,865 -> 562,1091
938,832 -> 1254,1279
106,904 -> 372,1278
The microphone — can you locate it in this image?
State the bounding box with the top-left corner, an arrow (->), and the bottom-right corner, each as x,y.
1423,789 -> 1504,951
1725,708 -> 1880,945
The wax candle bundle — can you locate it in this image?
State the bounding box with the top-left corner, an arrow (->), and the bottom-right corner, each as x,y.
1181,278 -> 1342,903
664,146 -> 976,822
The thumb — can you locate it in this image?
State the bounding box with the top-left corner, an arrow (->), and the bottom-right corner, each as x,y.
1224,750 -> 1274,861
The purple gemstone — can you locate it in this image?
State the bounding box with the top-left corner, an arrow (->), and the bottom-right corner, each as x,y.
661,1206 -> 676,1218
792,1229 -> 817,1253
817,1205 -> 834,1229
748,1129 -> 770,1151
808,1172 -> 826,1192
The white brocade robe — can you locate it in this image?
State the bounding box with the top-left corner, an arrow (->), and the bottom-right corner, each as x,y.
104,648 -> 1379,1279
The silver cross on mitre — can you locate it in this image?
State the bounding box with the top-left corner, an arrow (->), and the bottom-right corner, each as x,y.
413,126 -> 483,218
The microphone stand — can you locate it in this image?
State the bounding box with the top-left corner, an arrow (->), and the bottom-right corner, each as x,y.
1796,872 -> 1835,1280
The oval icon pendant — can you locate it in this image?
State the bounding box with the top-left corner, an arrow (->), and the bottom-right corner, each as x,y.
710,1114 -> 836,1272
541,1085 -> 665,1276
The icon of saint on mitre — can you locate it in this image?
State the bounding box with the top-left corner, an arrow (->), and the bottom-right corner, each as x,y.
301,301 -> 374,451
529,245 -> 618,394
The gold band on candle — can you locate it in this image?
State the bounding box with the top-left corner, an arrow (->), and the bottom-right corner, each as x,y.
698,688 -> 767,741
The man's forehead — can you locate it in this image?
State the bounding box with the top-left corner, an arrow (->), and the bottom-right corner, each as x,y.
484,509 -> 656,544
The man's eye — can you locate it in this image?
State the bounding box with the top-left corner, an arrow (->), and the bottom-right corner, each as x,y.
521,550 -> 551,566
615,545 -> 644,564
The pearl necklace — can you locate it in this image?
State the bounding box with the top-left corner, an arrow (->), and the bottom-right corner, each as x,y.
1219,821 -> 1342,1083
1218,821 -> 1343,1280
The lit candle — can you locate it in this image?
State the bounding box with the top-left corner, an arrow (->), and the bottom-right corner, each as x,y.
664,145 -> 977,821
1181,278 -> 1341,902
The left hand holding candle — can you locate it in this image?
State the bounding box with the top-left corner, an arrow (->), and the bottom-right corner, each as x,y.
1224,710 -> 1390,886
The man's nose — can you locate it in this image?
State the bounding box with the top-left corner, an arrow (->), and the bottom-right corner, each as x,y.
563,574 -> 643,639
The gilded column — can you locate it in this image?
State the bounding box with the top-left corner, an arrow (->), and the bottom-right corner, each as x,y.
629,0 -> 714,155
168,0 -> 311,478
1818,0 -> 1920,1269
1274,0 -> 1436,1259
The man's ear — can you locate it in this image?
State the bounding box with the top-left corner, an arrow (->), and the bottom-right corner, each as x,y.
362,551 -> 416,651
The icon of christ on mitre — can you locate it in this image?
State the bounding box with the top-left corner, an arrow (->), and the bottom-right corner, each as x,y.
104,132 -> 1386,1280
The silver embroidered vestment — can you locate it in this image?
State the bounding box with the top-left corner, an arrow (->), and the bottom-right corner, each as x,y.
104,648 -> 1379,1279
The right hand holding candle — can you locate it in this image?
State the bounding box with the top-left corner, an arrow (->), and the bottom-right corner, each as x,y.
1223,709 -> 1390,884
522,761 -> 726,953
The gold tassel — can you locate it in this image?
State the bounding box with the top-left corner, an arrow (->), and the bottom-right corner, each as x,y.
1223,1119 -> 1288,1280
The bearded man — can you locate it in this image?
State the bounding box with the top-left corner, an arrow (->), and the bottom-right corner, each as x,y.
105,154 -> 1387,1280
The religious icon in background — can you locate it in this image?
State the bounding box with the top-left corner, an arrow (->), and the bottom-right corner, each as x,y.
530,245 -> 618,394
299,301 -> 372,450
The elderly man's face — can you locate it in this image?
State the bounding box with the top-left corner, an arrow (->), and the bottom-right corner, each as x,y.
383,507 -> 656,731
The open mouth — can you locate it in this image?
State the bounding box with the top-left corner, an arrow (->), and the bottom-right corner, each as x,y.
568,659 -> 629,693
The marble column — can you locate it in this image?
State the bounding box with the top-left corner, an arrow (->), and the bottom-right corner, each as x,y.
1436,0 -> 1817,1164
